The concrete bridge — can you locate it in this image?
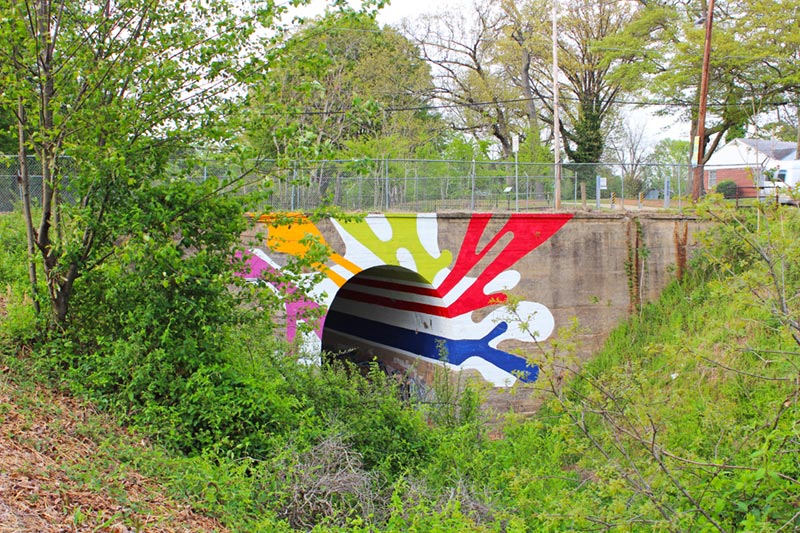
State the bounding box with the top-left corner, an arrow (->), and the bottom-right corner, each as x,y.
241,211 -> 700,403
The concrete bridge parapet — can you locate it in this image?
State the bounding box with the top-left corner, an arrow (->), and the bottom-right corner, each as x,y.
241,211 -> 703,406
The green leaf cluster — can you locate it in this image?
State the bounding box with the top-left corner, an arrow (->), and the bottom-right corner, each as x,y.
243,9 -> 443,162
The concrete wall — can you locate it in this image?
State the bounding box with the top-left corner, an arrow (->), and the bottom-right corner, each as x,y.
241,212 -> 703,408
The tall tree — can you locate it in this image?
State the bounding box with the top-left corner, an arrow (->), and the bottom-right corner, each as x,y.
732,0 -> 800,153
408,0 -> 639,168
245,9 -> 440,161
607,118 -> 652,196
605,0 -> 800,197
502,0 -> 640,176
410,2 -> 528,159
0,0 -> 354,325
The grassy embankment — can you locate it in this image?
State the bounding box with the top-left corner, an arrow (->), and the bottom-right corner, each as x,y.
1,201 -> 798,532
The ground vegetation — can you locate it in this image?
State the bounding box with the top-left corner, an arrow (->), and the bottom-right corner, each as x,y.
2,197 -> 800,532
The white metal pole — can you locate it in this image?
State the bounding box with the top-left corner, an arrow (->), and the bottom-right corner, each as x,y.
552,0 -> 562,210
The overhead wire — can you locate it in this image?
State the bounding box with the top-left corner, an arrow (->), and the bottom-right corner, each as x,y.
270,94 -> 794,117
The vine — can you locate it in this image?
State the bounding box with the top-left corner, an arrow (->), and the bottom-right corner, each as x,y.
624,216 -> 650,313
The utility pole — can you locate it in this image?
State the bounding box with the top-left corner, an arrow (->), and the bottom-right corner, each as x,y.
552,0 -> 562,209
692,0 -> 715,201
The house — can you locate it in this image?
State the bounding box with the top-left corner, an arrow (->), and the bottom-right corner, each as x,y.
704,138 -> 798,197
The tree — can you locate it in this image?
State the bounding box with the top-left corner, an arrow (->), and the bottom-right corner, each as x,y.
244,9 -> 441,162
409,0 -> 640,171
759,106 -> 800,144
606,118 -> 652,196
502,0 -> 640,175
606,0 -> 800,198
0,0 -> 366,326
410,2 -> 530,160
647,138 -> 691,195
0,107 -> 15,154
732,0 -> 800,154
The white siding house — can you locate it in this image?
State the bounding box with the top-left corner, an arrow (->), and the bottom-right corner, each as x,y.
704,139 -> 797,196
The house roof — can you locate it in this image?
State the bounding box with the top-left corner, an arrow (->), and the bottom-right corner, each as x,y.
738,138 -> 797,161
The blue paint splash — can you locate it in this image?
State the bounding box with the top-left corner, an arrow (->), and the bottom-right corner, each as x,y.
324,311 -> 539,382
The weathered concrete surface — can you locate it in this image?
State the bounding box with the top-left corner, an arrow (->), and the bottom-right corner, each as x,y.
515,212 -> 697,355
242,211 -> 705,413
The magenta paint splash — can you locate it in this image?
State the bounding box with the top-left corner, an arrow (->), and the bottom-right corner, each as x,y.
236,251 -> 326,342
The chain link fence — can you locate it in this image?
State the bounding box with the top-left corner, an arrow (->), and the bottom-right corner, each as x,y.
1,156 -> 43,212
258,159 -> 695,212
4,154 -> 761,214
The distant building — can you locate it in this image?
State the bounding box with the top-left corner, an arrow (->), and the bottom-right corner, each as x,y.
704,138 -> 797,197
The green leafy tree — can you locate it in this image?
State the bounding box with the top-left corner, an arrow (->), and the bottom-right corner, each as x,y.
0,0 -> 320,325
503,0 -> 641,175
733,0 -> 800,154
605,0 -> 800,197
0,107 -> 15,154
244,9 -> 441,162
646,138 -> 692,195
760,108 -> 800,144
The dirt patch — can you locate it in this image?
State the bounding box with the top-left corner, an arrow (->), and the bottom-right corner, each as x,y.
0,370 -> 227,533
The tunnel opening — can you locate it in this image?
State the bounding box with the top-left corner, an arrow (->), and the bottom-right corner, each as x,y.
321,265 -> 447,381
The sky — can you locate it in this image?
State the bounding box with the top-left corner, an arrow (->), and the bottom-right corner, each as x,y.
290,0 -> 689,146
293,0 -> 461,26
375,0 -> 460,25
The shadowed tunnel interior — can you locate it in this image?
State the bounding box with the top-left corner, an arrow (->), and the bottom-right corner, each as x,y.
321,265 -> 448,372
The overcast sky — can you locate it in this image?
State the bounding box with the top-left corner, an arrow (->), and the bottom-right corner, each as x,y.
290,0 -> 689,145
376,0 -> 460,25
293,0 -> 461,26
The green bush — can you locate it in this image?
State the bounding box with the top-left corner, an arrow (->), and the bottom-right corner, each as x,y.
715,179 -> 738,199
31,179 -> 261,452
0,212 -> 43,344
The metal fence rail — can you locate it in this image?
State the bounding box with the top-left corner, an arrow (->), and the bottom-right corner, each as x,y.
3,155 -> 748,214
257,159 -> 696,212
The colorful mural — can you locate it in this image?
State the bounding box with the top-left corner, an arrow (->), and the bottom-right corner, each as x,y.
243,213 -> 573,387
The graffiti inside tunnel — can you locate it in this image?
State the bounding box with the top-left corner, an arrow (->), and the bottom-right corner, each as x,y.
243,212 -> 573,386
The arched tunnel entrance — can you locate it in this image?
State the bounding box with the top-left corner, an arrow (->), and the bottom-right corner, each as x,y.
321,265 -> 447,381
320,264 -> 542,389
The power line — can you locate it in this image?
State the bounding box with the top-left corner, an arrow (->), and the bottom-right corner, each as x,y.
272,94 -> 793,117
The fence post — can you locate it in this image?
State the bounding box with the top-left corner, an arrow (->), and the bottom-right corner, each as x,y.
470,159 -> 475,212
359,166 -> 363,210
291,162 -> 296,211
581,182 -> 587,210
596,175 -> 601,209
414,162 -> 418,208
574,173 -> 578,207
385,157 -> 390,211
514,153 -> 519,212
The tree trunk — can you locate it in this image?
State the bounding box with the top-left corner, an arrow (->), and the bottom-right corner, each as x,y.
51,264 -> 78,324
35,0 -> 69,325
520,49 -> 538,128
17,98 -> 41,314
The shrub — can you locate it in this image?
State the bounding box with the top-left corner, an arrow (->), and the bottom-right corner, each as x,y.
715,179 -> 738,199
0,212 -> 43,344
36,179 -> 257,450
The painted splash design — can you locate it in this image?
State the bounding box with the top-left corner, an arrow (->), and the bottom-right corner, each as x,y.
245,213 -> 572,386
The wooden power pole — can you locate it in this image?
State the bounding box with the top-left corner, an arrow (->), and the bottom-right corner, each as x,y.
692,0 -> 715,201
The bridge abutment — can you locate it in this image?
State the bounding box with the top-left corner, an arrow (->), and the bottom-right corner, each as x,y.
242,211 -> 703,410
